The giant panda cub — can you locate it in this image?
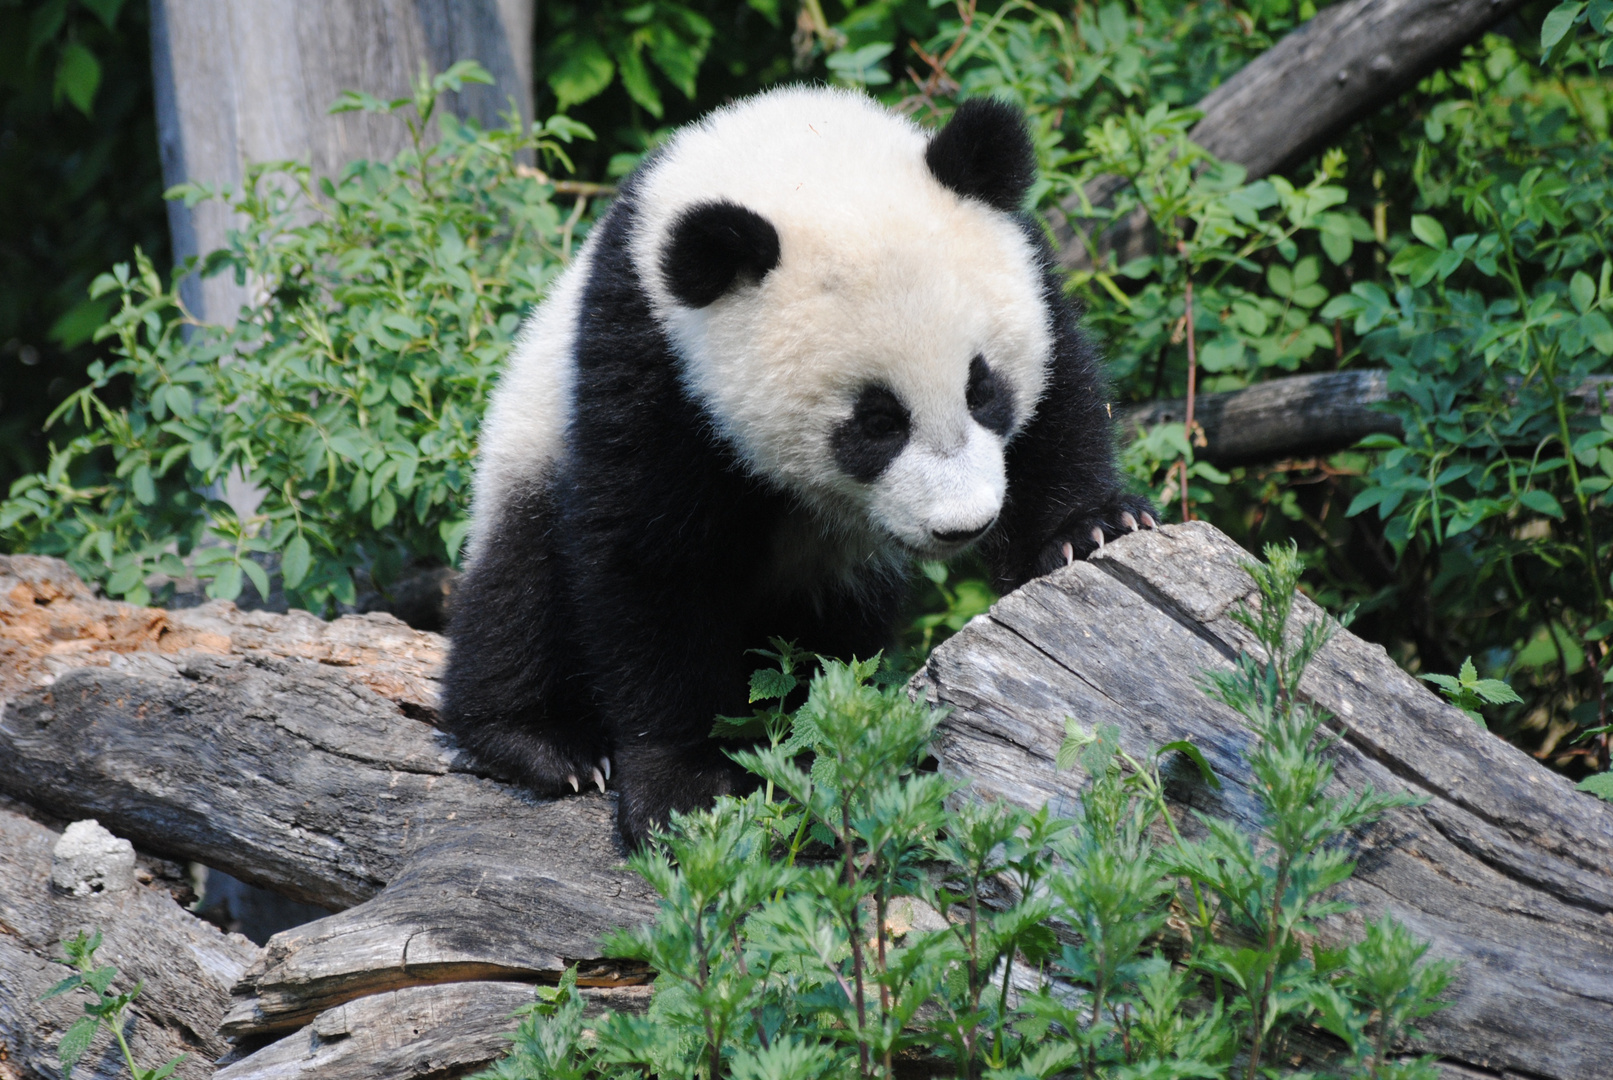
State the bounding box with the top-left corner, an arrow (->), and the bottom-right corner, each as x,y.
443,86 -> 1156,846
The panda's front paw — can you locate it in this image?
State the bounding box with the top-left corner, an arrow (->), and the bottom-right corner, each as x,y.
513,739 -> 614,797
613,743 -> 757,848
1037,495 -> 1159,576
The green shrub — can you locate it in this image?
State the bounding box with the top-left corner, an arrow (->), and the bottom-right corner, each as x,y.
0,63 -> 591,613
476,545 -> 1452,1080
42,929 -> 183,1080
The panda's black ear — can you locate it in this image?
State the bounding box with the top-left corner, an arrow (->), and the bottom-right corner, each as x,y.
925,98 -> 1035,214
661,200 -> 781,308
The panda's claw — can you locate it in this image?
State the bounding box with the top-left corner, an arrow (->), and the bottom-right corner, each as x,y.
593,767 -> 607,794
1062,542 -> 1074,566
1121,511 -> 1139,532
600,756 -> 612,782
568,774 -> 580,793
1091,526 -> 1105,550
1141,512 -> 1159,529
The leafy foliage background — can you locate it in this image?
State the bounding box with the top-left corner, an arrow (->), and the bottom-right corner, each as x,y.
5,0 -> 1613,788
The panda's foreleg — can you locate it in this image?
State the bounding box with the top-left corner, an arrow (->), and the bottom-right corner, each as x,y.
569,560 -> 761,846
985,289 -> 1158,592
440,485 -> 611,794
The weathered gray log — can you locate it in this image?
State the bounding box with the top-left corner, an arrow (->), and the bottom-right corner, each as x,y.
1191,0 -> 1530,183
1120,370 -> 1398,466
219,806 -> 656,1038
0,554 -> 654,1079
1054,0 -> 1530,269
9,530 -> 1613,1078
150,0 -> 535,325
1119,370 -> 1613,467
919,522 -> 1613,1080
0,804 -> 259,1080
213,982 -> 537,1080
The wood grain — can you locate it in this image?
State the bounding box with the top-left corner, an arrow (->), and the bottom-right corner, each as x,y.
919,522 -> 1613,1080
0,805 -> 259,1080
0,554 -> 653,1078
213,982 -> 537,1080
148,0 -> 534,324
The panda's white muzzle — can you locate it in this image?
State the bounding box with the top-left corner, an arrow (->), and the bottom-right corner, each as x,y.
870,423 -> 1006,557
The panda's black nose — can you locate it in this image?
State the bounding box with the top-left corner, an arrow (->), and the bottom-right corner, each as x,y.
932,521 -> 993,544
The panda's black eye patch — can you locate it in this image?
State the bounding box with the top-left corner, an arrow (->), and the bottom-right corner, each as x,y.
967,355 -> 1014,436
833,384 -> 910,483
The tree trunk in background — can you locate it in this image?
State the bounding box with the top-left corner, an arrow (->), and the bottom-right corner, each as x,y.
1055,0 -> 1530,269
149,0 -> 534,325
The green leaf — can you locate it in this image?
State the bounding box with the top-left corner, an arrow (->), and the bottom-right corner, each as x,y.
749,667 -> 798,703
1160,739 -> 1220,789
548,37 -> 614,110
28,0 -> 67,60
165,384 -> 193,420
615,40 -> 663,118
1583,311 -> 1613,355
370,487 -> 397,530
1519,488 -> 1565,518
282,535 -> 313,590
1319,214 -> 1354,264
242,559 -> 272,603
188,439 -> 216,472
1542,2 -> 1586,50
58,1015 -> 100,1079
1471,678 -> 1523,705
1576,771 -> 1613,802
1572,270 -> 1596,315
132,465 -> 156,505
55,42 -> 101,117
146,1055 -> 187,1080
80,0 -> 126,29
207,561 -> 244,602
40,973 -> 84,1000
1410,214 -> 1448,250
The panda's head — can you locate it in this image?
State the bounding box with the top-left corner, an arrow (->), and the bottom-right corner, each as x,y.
636,90 -> 1052,559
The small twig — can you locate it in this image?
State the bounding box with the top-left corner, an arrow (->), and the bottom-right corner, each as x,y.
513,164 -> 617,197
1178,243 -> 1198,523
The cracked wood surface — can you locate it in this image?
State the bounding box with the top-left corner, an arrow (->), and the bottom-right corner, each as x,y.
0,803 -> 259,1080
919,522 -> 1613,1080
0,555 -> 654,1079
7,532 -> 1613,1078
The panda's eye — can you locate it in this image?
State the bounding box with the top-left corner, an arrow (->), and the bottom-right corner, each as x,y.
833,383 -> 911,482
967,355 -> 1014,436
861,408 -> 905,439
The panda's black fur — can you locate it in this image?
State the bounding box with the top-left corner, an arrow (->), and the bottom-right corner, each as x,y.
442,93 -> 1154,846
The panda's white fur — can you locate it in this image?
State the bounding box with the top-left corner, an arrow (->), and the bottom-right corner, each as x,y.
468,246 -> 590,562
445,86 -> 1154,847
474,87 -> 1053,562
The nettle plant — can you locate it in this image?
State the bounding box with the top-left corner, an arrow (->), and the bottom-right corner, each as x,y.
0,63 -> 592,613
478,545 -> 1452,1080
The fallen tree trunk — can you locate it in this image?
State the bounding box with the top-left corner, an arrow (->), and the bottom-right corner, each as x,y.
1189,0 -> 1530,183
0,555 -> 655,1079
0,804 -> 259,1080
1118,371 -> 1613,467
920,523 -> 1613,1080
1054,0 -> 1529,269
5,539 -> 1613,1078
1120,369 -> 1398,466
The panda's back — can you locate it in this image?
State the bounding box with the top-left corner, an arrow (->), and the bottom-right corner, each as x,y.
467,245 -> 593,561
